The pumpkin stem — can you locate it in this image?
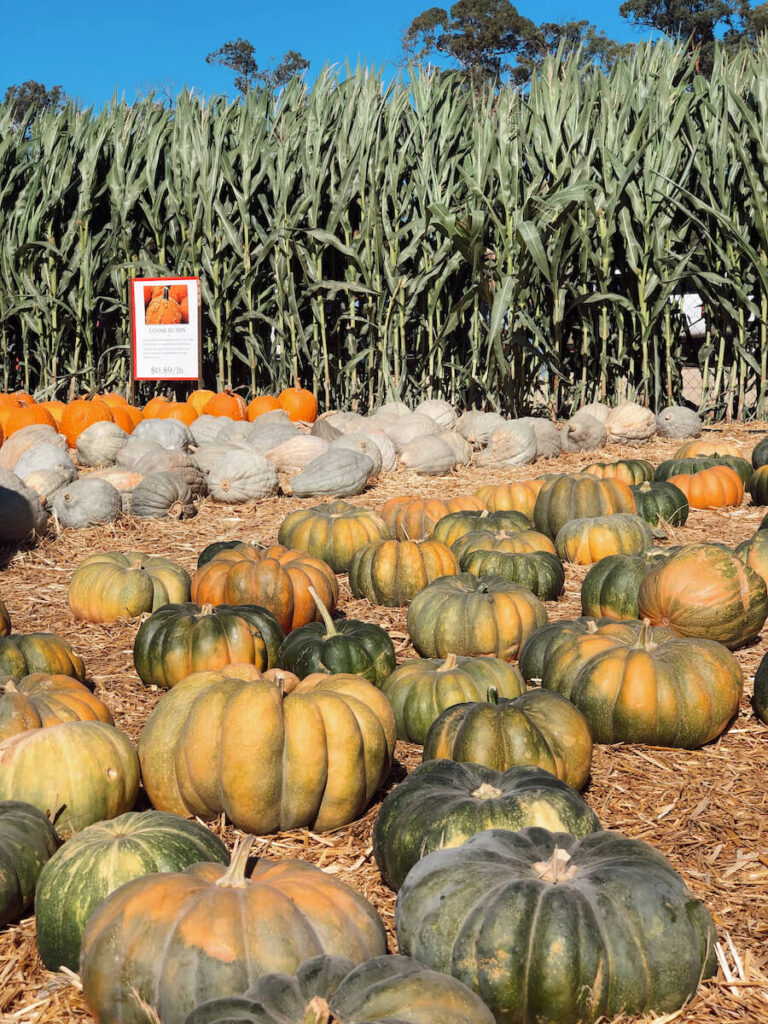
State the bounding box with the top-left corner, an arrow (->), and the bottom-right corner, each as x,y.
486,686 -> 499,706
439,653 -> 458,672
308,586 -> 337,637
471,781 -> 503,800
532,846 -> 579,883
200,603 -> 215,616
216,836 -> 255,889
3,679 -> 17,693
302,996 -> 332,1024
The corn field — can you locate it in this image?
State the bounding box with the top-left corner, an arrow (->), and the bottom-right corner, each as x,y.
2,41 -> 768,417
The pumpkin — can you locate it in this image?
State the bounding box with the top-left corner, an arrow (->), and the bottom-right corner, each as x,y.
735,530 -> 768,589
197,539 -> 242,568
373,761 -> 601,891
207,451 -> 279,503
183,954 -> 495,1024
655,454 -> 753,485
415,397 -> 457,428
133,450 -> 206,495
667,465 -> 743,509
380,653 -> 525,743
0,674 -> 112,742
278,381 -> 319,423
0,598 -> 9,636
75,421 -> 129,467
132,417 -> 194,450
155,401 -> 198,426
630,480 -> 689,527
385,413 -> 441,452
35,810 -> 229,971
138,670 -> 395,833
130,471 -> 196,519
278,500 -> 389,572
0,721 -> 139,836
68,551 -> 191,622
674,438 -> 743,459
656,405 -> 702,438
348,539 -> 458,607
399,435 -> 458,474
3,404 -> 56,436
266,434 -> 329,474
0,469 -> 49,543
290,449 -> 374,498
453,527 -> 557,562
133,603 -> 284,689
408,573 -> 548,661
53,477 -> 122,528
754,649 -> 768,724
554,513 -> 653,565
603,402 -> 657,444
381,495 -> 486,541
395,827 -> 717,1024
748,464 -> 768,505
475,421 -> 537,467
560,413 -> 606,452
191,544 -> 338,634
38,399 -> 67,425
80,838 -> 387,1024
430,508 -> 531,547
248,394 -> 281,420
637,543 -> 768,649
459,549 -> 565,602
277,589 -> 395,686
0,632 -> 85,682
751,434 -> 768,469
580,554 -> 647,619
473,480 -> 543,520
540,619 -> 743,746
0,800 -> 59,927
146,286 -> 183,324
518,617 -> 609,682
60,398 -> 114,448
533,474 -> 637,540
203,390 -> 248,420
581,458 -> 655,485
455,409 -> 506,445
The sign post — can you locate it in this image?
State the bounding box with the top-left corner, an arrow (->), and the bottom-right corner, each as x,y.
129,277 -> 203,402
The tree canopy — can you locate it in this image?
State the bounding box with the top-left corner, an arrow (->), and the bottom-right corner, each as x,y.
3,81 -> 66,121
205,40 -> 309,93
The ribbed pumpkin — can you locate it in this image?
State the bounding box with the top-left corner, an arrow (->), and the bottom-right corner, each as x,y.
519,617 -> 609,682
80,839 -> 387,1024
554,513 -> 653,565
581,458 -> 655,485
533,474 -> 637,540
408,573 -> 548,660
430,508 -> 531,548
674,438 -> 743,459
277,382 -> 319,423
0,632 -> 85,682
0,801 -> 59,926
637,544 -> 768,649
191,544 -> 338,633
667,464 -> 743,509
109,403 -> 143,434
473,479 -> 544,520
35,811 -> 229,971
630,480 -> 689,527
203,390 -> 248,420
422,687 -> 593,790
139,669 -> 395,833
459,549 -> 565,601
155,400 -> 198,426
748,465 -> 768,505
60,398 -> 114,448
754,649 -> 768,724
373,761 -> 601,891
395,827 -> 717,1024
0,674 -> 112,742
4,404 -> 56,437
0,721 -> 139,837
277,501 -> 389,572
187,389 -> 216,416
580,554 -> 647,619
348,539 -> 458,606
68,551 -> 191,622
380,654 -> 525,743
133,603 -> 284,688
381,495 -> 486,541
539,619 -> 743,746
453,527 -> 557,562
655,454 -> 753,485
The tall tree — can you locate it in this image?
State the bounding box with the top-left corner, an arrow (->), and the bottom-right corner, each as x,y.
206,39 -> 309,93
3,81 -> 65,121
618,0 -> 746,71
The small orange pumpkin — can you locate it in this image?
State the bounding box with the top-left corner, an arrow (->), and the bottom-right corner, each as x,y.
474,480 -> 545,521
60,399 -> 114,448
277,382 -> 318,423
247,395 -> 281,420
155,401 -> 197,426
143,396 -> 171,418
4,405 -> 56,437
203,391 -> 248,420
187,389 -> 215,415
39,400 -> 67,424
667,465 -> 743,509
109,404 -> 143,433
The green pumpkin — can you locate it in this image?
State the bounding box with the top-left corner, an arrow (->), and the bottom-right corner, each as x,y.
748,465 -> 768,505
373,760 -> 601,891
581,458 -> 655,484
518,617 -> 605,683
277,588 -> 395,686
630,480 -> 689,527
580,554 -> 647,619
380,653 -> 525,743
68,551 -> 191,623
0,800 -> 58,926
458,550 -> 564,601
277,500 -> 389,572
35,810 -> 229,971
451,527 -> 556,563
754,649 -> 768,724
532,474 -> 637,540
735,530 -> 768,589
183,954 -> 495,1024
197,540 -> 243,568
554,513 -> 653,564
0,633 -> 85,683
431,509 -> 531,548
751,434 -> 768,470
133,602 -> 284,689
395,827 -> 717,1024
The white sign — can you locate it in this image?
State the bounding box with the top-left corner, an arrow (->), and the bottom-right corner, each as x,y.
131,277 -> 201,380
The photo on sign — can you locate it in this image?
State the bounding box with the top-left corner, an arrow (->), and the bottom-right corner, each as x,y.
143,283 -> 189,324
131,277 -> 201,381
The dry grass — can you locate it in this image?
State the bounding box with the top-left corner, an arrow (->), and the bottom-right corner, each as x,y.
1,422 -> 767,1024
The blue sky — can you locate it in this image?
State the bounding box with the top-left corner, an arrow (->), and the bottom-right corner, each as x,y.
4,1 -> 646,108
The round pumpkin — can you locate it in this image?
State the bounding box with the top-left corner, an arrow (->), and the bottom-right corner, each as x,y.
748,464 -> 768,505
459,549 -> 564,601
138,669 -> 395,833
247,394 -> 281,420
277,382 -> 319,423
0,597 -> 10,636
637,543 -> 768,649
0,674 -> 112,742
422,687 -> 593,790
533,474 -> 637,540
735,530 -> 768,589
395,827 -> 717,1024
187,389 -> 216,416
133,603 -> 284,689
554,513 -> 653,565
667,464 -> 743,509
751,434 -> 768,469
348,538 -> 458,606
35,810 -> 229,971
68,551 -> 191,622
0,721 -> 139,837
580,554 -> 647,619
202,390 -> 248,420
380,653 -> 525,743
519,617 -> 608,682
581,458 -> 655,485
539,619 -> 743,746
674,438 -> 743,459
80,839 -> 387,1024
4,404 -> 56,436
656,454 -> 753,486
473,479 -> 544,520
754,649 -> 768,724
60,398 -> 114,448
381,495 -> 486,541
430,508 -> 531,548
373,760 -> 601,891
277,500 -> 389,572
0,800 -> 58,926
191,543 -> 338,633
0,632 -> 85,682
630,480 -> 689,527
407,573 -> 548,660
453,526 -> 557,562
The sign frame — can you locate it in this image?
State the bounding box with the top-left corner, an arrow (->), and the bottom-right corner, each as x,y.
129,276 -> 203,401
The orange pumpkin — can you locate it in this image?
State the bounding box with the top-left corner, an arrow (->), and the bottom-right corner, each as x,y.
0,396 -> 23,433
187,389 -> 215,415
277,382 -> 318,423
203,391 -> 248,420
39,400 -> 66,424
667,465 -> 743,509
381,496 -> 487,541
109,404 -> 143,433
155,401 -> 197,426
11,392 -> 35,407
148,284 -> 188,305
4,405 -> 56,437
96,393 -> 129,408
142,395 -> 171,418
145,286 -> 183,325
674,439 -> 743,460
247,395 -> 281,420
0,674 -> 113,743
60,399 -> 114,448
474,480 -> 545,521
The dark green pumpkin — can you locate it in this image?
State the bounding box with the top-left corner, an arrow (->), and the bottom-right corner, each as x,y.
373,760 -> 601,891
35,810 -> 229,971
630,480 -> 689,527
277,500 -> 389,572
0,633 -> 86,684
0,800 -> 58,926
754,649 -> 768,724
197,540 -> 242,569
581,458 -> 655,484
395,827 -> 718,1024
580,554 -> 647,619
735,530 -> 768,589
133,603 -> 284,689
532,474 -> 637,540
431,509 -> 531,548
518,617 -> 605,683
748,465 -> 768,505
183,954 -> 496,1024
459,549 -> 564,601
751,435 -> 768,470
380,653 -> 525,743
656,455 -> 753,486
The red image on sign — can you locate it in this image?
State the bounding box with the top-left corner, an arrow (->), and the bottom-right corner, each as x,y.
143,284 -> 190,324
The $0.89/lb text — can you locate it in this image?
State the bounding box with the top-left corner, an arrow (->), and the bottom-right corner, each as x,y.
150,366 -> 185,375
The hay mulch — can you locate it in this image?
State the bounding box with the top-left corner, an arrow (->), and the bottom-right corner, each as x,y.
1,421 -> 767,1024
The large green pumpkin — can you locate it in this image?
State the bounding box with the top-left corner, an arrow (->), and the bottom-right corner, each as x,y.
0,800 -> 58,926
554,513 -> 652,565
277,500 -> 389,572
348,539 -> 458,606
373,760 -> 601,891
0,633 -> 85,682
655,454 -> 753,486
518,617 -> 604,682
630,480 -> 689,527
459,549 -> 565,601
35,810 -> 229,971
580,554 -> 647,619
753,649 -> 768,724
395,827 -> 717,1024
751,434 -> 768,469
431,509 -> 531,548
533,474 -> 637,540
68,551 -> 191,622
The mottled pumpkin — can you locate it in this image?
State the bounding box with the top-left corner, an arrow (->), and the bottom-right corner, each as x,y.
80,840 -> 387,1024
637,543 -> 768,649
191,543 -> 338,633
473,479 -> 544,520
0,597 -> 10,636
0,674 -> 112,742
735,530 -> 768,589
554,513 -> 653,565
667,464 -> 743,509
656,454 -> 753,486
580,554 -> 647,619
0,800 -> 58,926
138,669 -> 395,833
68,551 -> 191,622
533,474 -> 637,540
581,458 -> 655,485
519,617 -> 608,682
453,526 -> 557,562
373,761 -> 601,891
630,480 -> 689,527
673,438 -> 743,459
460,549 -> 565,601
430,508 -> 531,548
0,632 -> 85,682
277,500 -> 389,572
381,495 -> 486,541
348,539 -> 458,606
396,827 -> 717,1024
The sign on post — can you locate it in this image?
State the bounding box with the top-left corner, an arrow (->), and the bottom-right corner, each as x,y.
129,277 -> 203,398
